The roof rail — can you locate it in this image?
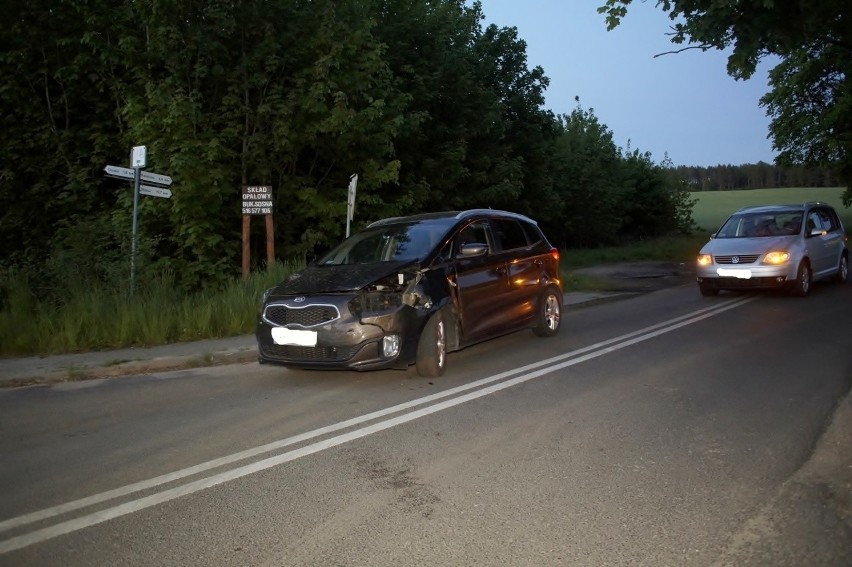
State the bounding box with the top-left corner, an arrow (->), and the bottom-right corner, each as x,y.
455,209 -> 536,223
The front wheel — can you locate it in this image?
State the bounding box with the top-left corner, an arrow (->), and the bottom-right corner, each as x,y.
533,286 -> 562,337
833,254 -> 848,283
790,261 -> 811,297
416,311 -> 447,377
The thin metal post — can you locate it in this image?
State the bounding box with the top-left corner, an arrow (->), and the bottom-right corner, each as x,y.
130,166 -> 141,294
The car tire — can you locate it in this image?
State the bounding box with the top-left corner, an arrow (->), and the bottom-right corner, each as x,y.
416,310 -> 446,377
790,260 -> 811,297
699,282 -> 719,297
833,254 -> 848,283
533,285 -> 562,337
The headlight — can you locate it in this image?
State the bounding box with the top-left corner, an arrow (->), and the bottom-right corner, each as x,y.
697,254 -> 712,267
763,251 -> 790,265
260,287 -> 274,306
350,292 -> 403,316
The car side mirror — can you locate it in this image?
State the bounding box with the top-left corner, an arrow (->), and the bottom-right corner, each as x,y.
459,242 -> 488,258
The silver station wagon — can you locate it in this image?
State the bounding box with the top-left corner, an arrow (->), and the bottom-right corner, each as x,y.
696,202 -> 849,297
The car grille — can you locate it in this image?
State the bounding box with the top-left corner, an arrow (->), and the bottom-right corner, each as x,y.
715,254 -> 760,264
263,304 -> 339,327
262,344 -> 360,362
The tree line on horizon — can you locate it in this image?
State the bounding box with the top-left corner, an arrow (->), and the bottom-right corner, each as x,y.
673,162 -> 839,192
0,0 -> 695,296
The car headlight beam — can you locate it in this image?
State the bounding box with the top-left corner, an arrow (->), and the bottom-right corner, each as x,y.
697,254 -> 712,267
763,251 -> 790,265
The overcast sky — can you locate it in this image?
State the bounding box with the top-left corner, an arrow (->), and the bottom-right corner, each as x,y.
477,0 -> 779,168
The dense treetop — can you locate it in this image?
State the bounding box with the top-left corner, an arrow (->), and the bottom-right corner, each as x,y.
0,0 -> 746,293
600,0 -> 851,206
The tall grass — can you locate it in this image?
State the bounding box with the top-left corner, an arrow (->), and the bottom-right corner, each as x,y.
0,260 -> 300,357
3,188 -> 849,356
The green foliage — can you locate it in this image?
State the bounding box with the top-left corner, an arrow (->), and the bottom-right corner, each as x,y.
546,102 -> 695,248
2,0 -> 697,327
598,0 -> 852,206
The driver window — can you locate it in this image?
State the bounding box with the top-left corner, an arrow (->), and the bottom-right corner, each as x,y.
455,222 -> 489,257
806,212 -> 822,234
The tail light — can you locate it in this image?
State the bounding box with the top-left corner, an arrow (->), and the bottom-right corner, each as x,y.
550,248 -> 560,262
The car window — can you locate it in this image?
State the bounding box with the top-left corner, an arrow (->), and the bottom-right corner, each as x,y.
490,219 -> 529,251
717,211 -> 803,238
806,211 -> 822,233
319,222 -> 449,265
777,213 -> 803,235
455,221 -> 490,256
519,220 -> 542,245
817,208 -> 839,232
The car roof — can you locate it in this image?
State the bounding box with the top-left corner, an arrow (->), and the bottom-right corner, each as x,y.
366,209 -> 537,228
735,201 -> 835,214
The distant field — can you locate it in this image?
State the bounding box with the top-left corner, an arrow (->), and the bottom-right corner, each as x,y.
691,187 -> 849,231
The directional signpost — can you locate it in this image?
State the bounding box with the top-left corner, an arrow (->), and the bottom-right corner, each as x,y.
139,185 -> 173,199
104,147 -> 174,293
104,165 -> 173,188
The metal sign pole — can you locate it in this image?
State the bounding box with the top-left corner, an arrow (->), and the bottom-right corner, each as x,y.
131,166 -> 141,294
129,145 -> 147,295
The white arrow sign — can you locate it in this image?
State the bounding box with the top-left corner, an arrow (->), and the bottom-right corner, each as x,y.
139,185 -> 172,199
104,165 -> 173,186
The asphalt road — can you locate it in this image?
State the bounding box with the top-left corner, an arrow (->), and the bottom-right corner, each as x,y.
1,281 -> 850,565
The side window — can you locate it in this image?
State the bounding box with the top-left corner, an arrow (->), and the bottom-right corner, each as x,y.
806,211 -> 822,233
817,209 -> 838,233
455,221 -> 489,256
490,219 -> 529,252
519,220 -> 543,245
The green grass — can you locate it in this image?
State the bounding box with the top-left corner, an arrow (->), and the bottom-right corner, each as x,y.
691,187 -> 848,231
0,260 -> 301,357
560,233 -> 710,270
2,188 -> 849,356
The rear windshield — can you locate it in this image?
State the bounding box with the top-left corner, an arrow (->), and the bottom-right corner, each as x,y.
319,221 -> 453,265
715,211 -> 803,238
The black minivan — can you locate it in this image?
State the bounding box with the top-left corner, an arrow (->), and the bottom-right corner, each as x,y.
256,209 -> 562,377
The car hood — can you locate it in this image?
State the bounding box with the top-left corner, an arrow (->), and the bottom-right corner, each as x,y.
701,236 -> 794,255
271,261 -> 418,295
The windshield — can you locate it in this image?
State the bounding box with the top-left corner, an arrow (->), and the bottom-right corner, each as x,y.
318,221 -> 453,265
715,211 -> 803,238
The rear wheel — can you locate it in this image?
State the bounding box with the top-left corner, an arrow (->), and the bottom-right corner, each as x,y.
790,260 -> 811,297
698,282 -> 719,297
533,286 -> 562,337
416,311 -> 446,377
833,254 -> 848,283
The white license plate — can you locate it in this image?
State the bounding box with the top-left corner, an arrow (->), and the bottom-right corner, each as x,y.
271,327 -> 318,347
717,268 -> 752,279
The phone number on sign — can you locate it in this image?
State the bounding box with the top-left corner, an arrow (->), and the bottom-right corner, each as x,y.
242,207 -> 272,215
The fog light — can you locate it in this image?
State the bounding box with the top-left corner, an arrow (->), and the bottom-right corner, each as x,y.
382,334 -> 401,358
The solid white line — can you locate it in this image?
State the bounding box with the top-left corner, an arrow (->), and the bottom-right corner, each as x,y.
0,296 -> 755,553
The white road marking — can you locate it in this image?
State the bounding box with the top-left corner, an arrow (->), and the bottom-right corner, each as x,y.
0,296 -> 756,554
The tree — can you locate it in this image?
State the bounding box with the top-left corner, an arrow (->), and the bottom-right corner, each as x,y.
599,0 -> 852,206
